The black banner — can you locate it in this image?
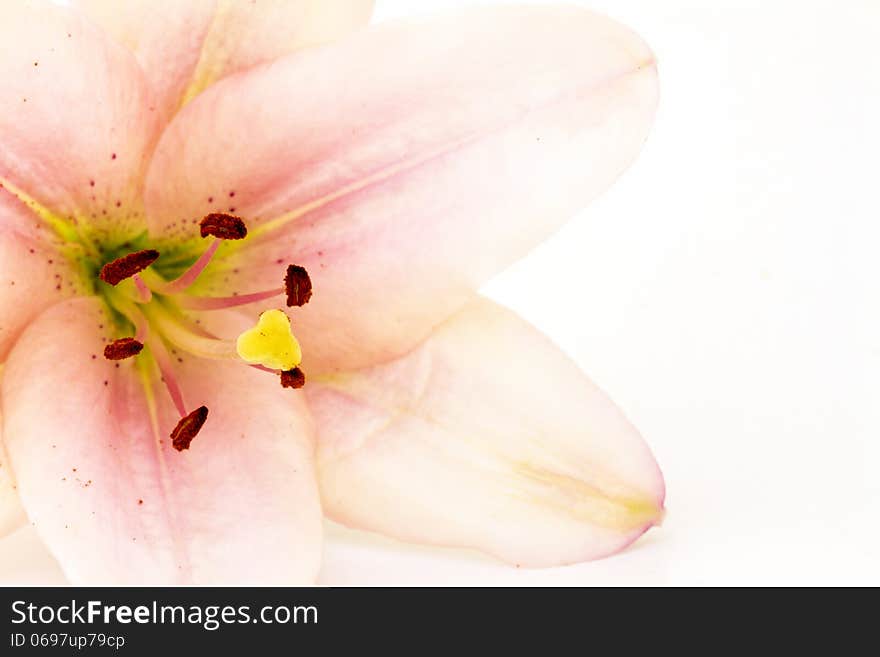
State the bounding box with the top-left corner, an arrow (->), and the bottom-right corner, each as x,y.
0,586 -> 863,652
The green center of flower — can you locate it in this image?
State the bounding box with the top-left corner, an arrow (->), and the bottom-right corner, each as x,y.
80,213 -> 310,450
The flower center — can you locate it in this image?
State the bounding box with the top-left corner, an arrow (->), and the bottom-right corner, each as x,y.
94,213 -> 311,450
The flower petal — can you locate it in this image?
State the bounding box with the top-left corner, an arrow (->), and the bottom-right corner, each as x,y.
1,297 -> 322,584
74,0 -> 374,124
145,5 -> 658,372
309,298 -> 665,567
0,1 -> 161,238
0,189 -> 80,361
0,398 -> 27,537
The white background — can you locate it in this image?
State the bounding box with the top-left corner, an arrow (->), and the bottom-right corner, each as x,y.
2,0 -> 878,585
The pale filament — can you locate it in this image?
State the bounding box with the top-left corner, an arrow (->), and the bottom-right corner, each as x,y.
132,274 -> 152,303
106,291 -> 186,418
177,287 -> 284,311
142,303 -> 240,362
145,238 -> 221,296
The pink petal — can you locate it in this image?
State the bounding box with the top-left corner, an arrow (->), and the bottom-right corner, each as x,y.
74,0 -> 375,124
145,6 -> 658,373
0,401 -> 27,538
0,1 -> 161,238
1,297 -> 322,584
0,189 -> 79,361
309,298 -> 665,567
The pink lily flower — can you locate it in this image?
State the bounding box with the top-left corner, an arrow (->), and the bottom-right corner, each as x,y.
0,0 -> 664,584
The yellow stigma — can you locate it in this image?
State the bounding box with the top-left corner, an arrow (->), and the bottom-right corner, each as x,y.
236,309 -> 302,371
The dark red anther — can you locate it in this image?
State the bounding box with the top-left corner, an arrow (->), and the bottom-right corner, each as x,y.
200,213 -> 248,240
280,367 -> 306,389
99,249 -> 159,285
103,338 -> 143,360
170,406 -> 209,452
284,265 -> 312,307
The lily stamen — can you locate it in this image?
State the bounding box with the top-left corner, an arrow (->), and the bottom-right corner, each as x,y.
99,249 -> 160,286
95,215 -> 312,448
171,406 -> 209,452
178,263 -> 312,311
149,213 -> 248,296
103,337 -> 144,360
284,265 -> 312,307
200,213 -> 248,240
